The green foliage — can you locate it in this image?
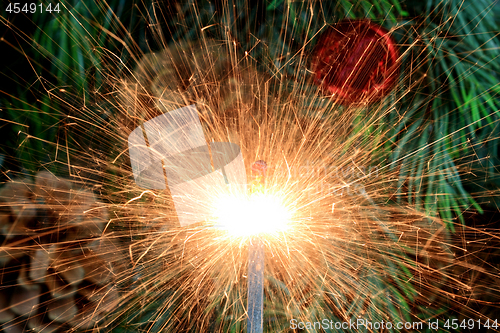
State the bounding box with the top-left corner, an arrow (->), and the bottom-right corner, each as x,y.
1,90 -> 61,174
1,0 -> 144,175
389,0 -> 499,228
30,0 -> 143,102
1,0 -> 499,331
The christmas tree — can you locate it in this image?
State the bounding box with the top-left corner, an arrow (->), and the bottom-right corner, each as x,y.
1,0 -> 499,332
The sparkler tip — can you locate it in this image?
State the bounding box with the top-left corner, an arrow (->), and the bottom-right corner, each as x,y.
251,160 -> 267,176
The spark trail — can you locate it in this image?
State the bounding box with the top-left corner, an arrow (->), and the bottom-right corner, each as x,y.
0,1 -> 499,332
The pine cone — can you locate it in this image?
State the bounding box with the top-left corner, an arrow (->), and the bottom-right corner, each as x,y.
0,172 -> 124,332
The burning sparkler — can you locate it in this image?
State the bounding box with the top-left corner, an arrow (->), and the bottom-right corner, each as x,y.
128,102 -> 292,332
0,1 -> 499,333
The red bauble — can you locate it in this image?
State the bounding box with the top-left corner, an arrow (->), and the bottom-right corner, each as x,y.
311,20 -> 400,105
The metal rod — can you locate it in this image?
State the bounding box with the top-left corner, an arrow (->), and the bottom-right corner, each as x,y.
247,160 -> 267,333
247,237 -> 264,333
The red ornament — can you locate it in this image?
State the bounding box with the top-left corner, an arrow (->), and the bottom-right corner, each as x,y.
311,20 -> 400,105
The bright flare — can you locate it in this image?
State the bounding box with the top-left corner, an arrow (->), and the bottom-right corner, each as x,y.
212,193 -> 292,237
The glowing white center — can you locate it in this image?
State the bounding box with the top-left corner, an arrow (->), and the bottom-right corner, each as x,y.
212,193 -> 291,236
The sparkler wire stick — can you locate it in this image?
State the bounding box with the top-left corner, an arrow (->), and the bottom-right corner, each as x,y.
247,237 -> 264,333
247,160 -> 267,333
